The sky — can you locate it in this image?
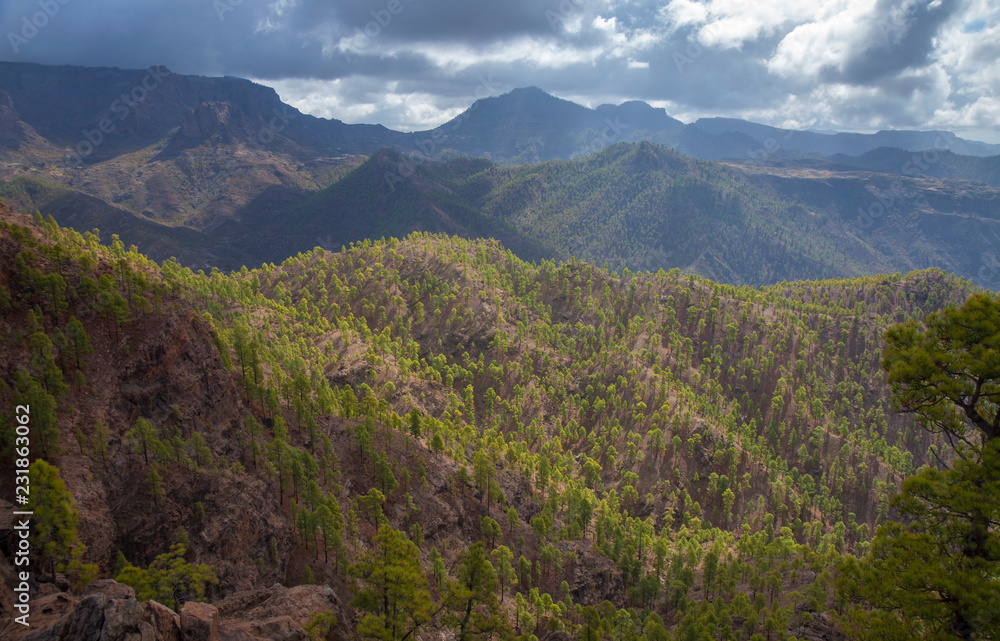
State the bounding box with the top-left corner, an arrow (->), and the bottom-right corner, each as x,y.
2,0 -> 999,142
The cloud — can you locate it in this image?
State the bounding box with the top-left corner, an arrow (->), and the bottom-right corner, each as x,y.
837,0 -> 962,84
0,0 -> 996,141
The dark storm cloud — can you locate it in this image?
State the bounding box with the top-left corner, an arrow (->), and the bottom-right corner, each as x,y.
0,0 -> 996,138
332,0 -> 557,41
835,0 -> 961,85
0,0 -> 566,76
1,0 -> 222,70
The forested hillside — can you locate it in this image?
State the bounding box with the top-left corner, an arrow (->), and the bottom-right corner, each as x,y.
3,61 -> 998,291
276,142 -> 1000,289
0,202 -> 995,640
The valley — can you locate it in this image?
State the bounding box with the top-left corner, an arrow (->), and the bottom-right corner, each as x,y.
1,62 -> 999,290
1,200 -> 996,640
0,61 -> 998,641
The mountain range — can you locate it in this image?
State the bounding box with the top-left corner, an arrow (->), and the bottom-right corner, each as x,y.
1,61 -> 998,290
2,61 -> 1000,641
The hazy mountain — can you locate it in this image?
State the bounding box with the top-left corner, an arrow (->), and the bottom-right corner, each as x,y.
5,138 -> 1000,290
0,61 -> 406,161
401,86 -> 685,164
0,176 -> 255,267
3,60 -> 996,171
690,117 -> 1000,159
1,61 -> 999,291
810,147 -> 1000,187
257,142 -> 1000,288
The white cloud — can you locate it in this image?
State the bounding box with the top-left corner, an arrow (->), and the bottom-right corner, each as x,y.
261,77 -> 501,131
766,3 -> 873,79
1,0 -> 997,141
392,37 -> 607,73
255,0 -> 299,35
661,0 -> 819,49
659,0 -> 708,32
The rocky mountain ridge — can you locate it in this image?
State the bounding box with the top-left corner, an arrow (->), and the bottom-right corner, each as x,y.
1,62 -> 998,292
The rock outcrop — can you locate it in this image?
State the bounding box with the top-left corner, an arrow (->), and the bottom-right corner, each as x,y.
180,601 -> 219,641
0,580 -> 342,641
182,102 -> 237,139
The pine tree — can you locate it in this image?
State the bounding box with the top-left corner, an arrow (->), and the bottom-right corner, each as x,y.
839,443 -> 1000,640
128,417 -> 157,465
350,525 -> 435,641
841,294 -> 1000,640
13,370 -> 59,457
883,292 -> 1000,449
316,502 -> 344,567
65,316 -> 93,370
29,459 -> 96,585
374,452 -> 399,495
446,542 -> 501,641
114,535 -> 218,610
491,545 -> 516,602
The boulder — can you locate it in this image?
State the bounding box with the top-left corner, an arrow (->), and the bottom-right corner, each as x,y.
180,601 -> 220,641
147,600 -> 182,641
253,616 -> 305,641
63,593 -> 108,641
102,596 -> 147,641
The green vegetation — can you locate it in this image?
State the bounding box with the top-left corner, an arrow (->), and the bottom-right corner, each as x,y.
839,293 -> 1000,640
882,292 -> 1000,449
1,208 -> 996,640
350,524 -> 435,641
115,531 -> 219,610
28,459 -> 98,589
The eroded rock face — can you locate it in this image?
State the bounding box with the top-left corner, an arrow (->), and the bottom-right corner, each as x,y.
214,583 -> 345,641
214,583 -> 340,623
0,579 -> 177,641
567,551 -> 625,608
182,102 -> 236,139
0,89 -> 33,149
180,601 -> 220,641
148,601 -> 182,641
52,306 -> 293,595
1,581 -> 342,641
790,612 -> 850,641
0,88 -> 54,157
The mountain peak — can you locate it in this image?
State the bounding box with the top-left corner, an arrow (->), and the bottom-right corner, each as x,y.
486,86 -> 587,112
509,86 -> 550,96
